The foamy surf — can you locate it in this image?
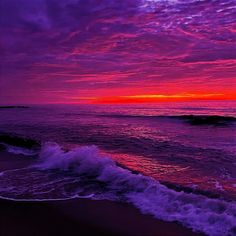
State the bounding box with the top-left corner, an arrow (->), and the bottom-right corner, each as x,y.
0,142 -> 235,236
4,144 -> 38,156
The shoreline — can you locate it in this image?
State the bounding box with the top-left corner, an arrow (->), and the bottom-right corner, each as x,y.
0,150 -> 205,236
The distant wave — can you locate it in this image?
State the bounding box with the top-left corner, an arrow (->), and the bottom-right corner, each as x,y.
100,114 -> 236,125
0,142 -> 235,236
0,106 -> 29,109
0,134 -> 40,150
171,115 -> 236,125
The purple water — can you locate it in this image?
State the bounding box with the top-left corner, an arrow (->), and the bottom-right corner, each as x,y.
0,101 -> 236,235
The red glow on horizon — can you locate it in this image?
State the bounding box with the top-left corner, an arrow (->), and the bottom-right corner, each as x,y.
73,93 -> 236,104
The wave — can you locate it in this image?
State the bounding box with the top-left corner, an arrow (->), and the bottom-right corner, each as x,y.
172,115 -> 236,126
0,106 -> 29,109
100,114 -> 236,125
0,133 -> 40,149
0,142 -> 235,236
4,144 -> 38,156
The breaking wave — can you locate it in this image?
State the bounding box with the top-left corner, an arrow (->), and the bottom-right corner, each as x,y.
3,144 -> 38,156
0,134 -> 40,149
0,142 -> 236,236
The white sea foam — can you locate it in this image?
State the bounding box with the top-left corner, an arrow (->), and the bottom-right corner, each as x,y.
31,142 -> 236,236
5,144 -> 38,156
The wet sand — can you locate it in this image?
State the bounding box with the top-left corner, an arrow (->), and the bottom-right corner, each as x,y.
0,198 -> 206,236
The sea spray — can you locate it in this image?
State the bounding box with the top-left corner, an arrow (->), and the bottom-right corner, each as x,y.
1,142 -> 235,236
33,143 -> 236,236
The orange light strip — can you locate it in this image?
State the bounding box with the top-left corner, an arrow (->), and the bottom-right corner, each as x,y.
86,93 -> 235,104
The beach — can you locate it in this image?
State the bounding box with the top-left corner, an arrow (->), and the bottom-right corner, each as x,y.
0,150 -> 204,236
0,198 -> 206,236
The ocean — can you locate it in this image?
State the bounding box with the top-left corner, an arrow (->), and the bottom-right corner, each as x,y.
0,101 -> 236,236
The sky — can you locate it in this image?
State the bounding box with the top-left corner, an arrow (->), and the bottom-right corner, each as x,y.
0,0 -> 236,104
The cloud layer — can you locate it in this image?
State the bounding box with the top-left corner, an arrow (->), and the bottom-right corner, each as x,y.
0,0 -> 236,103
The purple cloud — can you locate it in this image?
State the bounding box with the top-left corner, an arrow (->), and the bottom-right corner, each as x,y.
0,0 -> 236,103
